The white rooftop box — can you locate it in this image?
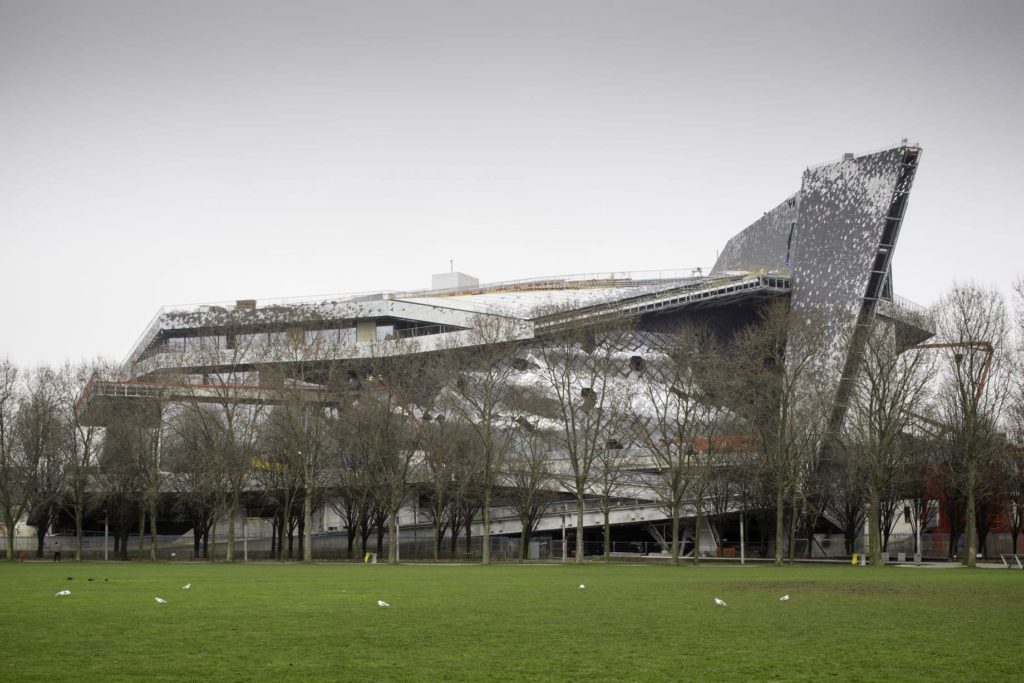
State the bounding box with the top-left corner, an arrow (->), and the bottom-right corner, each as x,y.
431,271 -> 479,292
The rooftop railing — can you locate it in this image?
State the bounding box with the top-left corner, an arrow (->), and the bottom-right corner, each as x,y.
805,140 -> 922,171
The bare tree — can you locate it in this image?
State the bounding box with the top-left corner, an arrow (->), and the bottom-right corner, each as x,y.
731,448 -> 774,558
933,283 -> 1011,567
436,316 -> 526,564
591,435 -> 634,561
728,302 -> 831,565
824,445 -> 865,555
165,406 -> 225,559
1003,445 -> 1024,554
332,416 -> 374,560
18,366 -> 67,558
96,411 -> 147,560
343,341 -> 424,563
176,327 -> 270,561
533,314 -> 636,563
418,413 -> 471,561
448,437 -> 484,560
843,321 -> 935,565
0,360 -> 27,560
505,423 -> 556,561
57,362 -> 108,560
268,327 -> 348,561
1007,277 -> 1024,554
101,399 -> 166,560
902,440 -> 939,559
630,325 -> 723,565
254,418 -> 305,560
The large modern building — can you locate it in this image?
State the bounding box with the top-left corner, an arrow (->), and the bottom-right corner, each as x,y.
80,143 -> 933,558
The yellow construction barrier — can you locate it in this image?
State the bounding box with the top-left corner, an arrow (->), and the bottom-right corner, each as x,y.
851,553 -> 858,565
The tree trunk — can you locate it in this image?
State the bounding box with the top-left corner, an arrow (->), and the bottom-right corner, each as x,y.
5,521 -> 15,561
671,513 -> 680,566
75,507 -> 84,561
482,490 -> 491,565
433,523 -> 441,562
270,517 -> 278,560
869,486 -> 881,567
226,494 -> 237,562
388,512 -> 399,564
138,508 -> 145,558
787,497 -> 798,565
149,500 -> 158,561
303,493 -> 313,562
603,509 -> 611,562
774,485 -> 784,566
575,496 -> 585,564
965,488 -> 977,567
693,508 -> 702,567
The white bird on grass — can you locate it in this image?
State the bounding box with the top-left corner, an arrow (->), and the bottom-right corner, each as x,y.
714,598 -> 727,607
377,600 -> 390,608
154,597 -> 167,604
578,584 -> 585,590
779,594 -> 790,602
182,583 -> 191,590
55,589 -> 70,597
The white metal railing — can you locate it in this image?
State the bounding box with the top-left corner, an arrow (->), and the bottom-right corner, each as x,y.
889,294 -> 929,318
805,140 -> 921,171
151,267 -> 711,316
123,268 -> 712,365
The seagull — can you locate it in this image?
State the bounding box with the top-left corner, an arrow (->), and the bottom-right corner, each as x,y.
578,584 -> 585,590
55,589 -> 71,597
377,600 -> 390,608
182,583 -> 191,590
714,598 -> 727,607
779,594 -> 790,602
154,597 -> 167,604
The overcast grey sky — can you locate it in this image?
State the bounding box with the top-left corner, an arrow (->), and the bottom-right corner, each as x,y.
2,1 -> 1022,366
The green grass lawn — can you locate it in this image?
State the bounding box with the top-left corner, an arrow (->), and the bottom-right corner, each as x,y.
1,561 -> 1021,681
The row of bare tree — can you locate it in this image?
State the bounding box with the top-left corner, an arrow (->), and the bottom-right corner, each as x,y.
2,281 -> 1024,566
